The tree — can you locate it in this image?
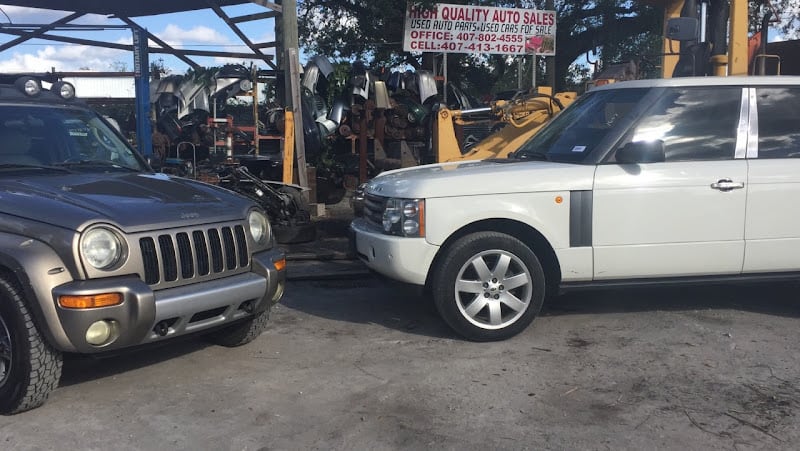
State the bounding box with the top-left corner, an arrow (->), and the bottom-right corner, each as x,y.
109,60 -> 128,72
150,58 -> 171,79
297,1 -> 662,92
750,0 -> 800,39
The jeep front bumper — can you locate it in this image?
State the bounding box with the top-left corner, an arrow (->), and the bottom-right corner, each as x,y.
50,249 -> 285,353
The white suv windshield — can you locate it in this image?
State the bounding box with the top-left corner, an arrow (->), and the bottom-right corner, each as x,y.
0,105 -> 145,172
514,87 -> 650,163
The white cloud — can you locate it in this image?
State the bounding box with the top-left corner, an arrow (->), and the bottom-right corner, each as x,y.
0,5 -> 125,71
0,44 -> 128,72
0,5 -> 66,23
157,24 -> 231,46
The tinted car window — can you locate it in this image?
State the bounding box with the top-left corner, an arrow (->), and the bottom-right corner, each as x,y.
617,87 -> 740,162
756,87 -> 800,158
515,88 -> 649,163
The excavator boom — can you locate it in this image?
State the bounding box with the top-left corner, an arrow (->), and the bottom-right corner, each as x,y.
433,89 -> 576,163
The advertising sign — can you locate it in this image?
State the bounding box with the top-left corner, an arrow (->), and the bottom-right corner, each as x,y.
403,3 -> 556,56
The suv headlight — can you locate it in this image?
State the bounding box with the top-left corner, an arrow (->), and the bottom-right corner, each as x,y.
382,198 -> 425,237
80,226 -> 125,270
248,209 -> 271,245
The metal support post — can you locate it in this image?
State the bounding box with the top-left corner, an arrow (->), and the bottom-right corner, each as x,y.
132,27 -> 152,157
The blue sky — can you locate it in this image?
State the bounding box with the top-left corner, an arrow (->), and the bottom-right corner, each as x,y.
0,4 -> 278,74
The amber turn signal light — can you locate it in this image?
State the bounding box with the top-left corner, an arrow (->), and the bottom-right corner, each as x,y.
273,257 -> 286,272
59,293 -> 123,309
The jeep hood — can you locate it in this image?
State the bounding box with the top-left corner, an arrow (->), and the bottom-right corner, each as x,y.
365,160 -> 595,199
0,172 -> 251,232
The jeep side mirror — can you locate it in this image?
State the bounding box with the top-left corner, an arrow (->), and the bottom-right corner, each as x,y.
666,17 -> 699,41
147,156 -> 163,171
616,140 -> 665,164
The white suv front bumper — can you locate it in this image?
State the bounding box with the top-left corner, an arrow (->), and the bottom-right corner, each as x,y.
350,218 -> 439,286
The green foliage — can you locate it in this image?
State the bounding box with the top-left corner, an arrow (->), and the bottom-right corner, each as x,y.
297,0 -> 663,92
150,58 -> 170,78
750,0 -> 800,38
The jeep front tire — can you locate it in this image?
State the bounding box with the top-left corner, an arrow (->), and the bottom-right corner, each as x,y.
0,275 -> 63,414
206,308 -> 271,347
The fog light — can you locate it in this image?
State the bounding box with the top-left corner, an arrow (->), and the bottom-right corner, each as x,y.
85,320 -> 117,346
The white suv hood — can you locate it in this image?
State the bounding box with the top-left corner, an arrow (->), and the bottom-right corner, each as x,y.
366,160 -> 595,199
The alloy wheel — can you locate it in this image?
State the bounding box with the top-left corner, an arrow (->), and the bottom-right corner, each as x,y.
454,249 -> 533,330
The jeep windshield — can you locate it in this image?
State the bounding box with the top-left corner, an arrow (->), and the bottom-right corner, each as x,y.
513,87 -> 651,163
0,105 -> 146,173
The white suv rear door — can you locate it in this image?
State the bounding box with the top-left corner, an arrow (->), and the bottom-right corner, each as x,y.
743,86 -> 800,273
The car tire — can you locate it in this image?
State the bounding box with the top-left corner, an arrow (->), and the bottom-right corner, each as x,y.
432,232 -> 545,342
206,308 -> 270,347
0,276 -> 63,414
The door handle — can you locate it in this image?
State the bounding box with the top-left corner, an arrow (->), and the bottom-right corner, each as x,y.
710,179 -> 745,191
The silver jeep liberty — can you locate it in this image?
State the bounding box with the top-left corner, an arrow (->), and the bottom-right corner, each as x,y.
0,77 -> 286,414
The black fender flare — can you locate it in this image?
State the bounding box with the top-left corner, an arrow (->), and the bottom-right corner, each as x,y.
0,233 -> 76,351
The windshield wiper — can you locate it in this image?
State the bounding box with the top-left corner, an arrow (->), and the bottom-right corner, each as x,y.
514,151 -> 550,161
56,160 -> 138,171
0,163 -> 72,173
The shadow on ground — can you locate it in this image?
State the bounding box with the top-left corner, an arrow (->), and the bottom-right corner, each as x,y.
278,277 -> 453,339
283,275 -> 800,341
546,281 -> 800,318
59,336 -> 212,387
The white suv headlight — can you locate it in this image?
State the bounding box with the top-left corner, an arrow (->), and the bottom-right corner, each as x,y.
248,209 -> 271,245
80,226 -> 124,270
382,198 -> 425,237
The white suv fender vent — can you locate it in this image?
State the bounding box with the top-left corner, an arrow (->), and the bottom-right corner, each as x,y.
570,190 -> 593,247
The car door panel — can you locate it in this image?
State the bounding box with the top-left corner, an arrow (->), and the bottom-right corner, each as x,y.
594,161 -> 747,278
743,87 -> 800,273
592,86 -> 747,280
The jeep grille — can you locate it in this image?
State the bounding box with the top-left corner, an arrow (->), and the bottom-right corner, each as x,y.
140,224 -> 249,287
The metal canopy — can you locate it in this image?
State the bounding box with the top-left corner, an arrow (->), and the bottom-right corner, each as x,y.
0,1 -> 282,70
0,1 -> 253,18
0,0 -> 308,189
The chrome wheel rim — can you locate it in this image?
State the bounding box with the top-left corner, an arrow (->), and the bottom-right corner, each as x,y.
0,315 -> 11,387
454,249 -> 533,330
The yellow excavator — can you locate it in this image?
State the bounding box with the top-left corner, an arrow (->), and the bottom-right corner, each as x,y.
430,88 -> 577,162
353,87 -> 578,214
655,0 -> 791,78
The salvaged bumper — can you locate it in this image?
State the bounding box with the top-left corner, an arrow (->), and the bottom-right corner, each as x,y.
50,248 -> 285,353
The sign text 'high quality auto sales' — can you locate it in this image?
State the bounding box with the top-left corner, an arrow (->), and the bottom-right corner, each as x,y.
403,3 -> 556,56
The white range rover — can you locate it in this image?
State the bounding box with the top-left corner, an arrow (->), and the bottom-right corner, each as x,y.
350,76 -> 800,341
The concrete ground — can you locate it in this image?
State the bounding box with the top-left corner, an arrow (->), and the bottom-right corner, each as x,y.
3,195 -> 800,449
2,271 -> 799,450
